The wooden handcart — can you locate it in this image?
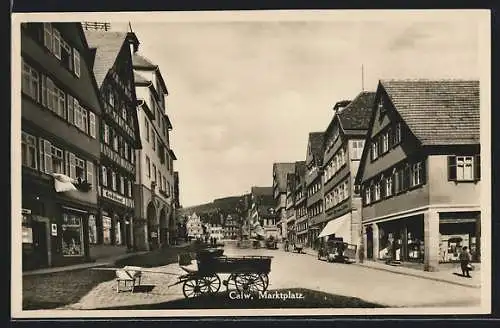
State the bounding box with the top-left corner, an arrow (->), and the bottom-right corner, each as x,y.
170,249 -> 272,298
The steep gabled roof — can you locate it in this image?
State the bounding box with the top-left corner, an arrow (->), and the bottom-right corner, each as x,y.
338,91 -> 376,131
83,31 -> 128,87
132,52 -> 157,69
381,79 -> 480,145
307,132 -> 325,166
273,163 -> 296,193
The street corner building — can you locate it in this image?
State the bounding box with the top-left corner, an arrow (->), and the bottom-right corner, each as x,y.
272,163 -> 296,241
354,79 -> 481,272
304,131 -> 326,248
83,25 -> 142,260
132,49 -> 177,251
20,22 -> 103,269
317,91 -> 376,258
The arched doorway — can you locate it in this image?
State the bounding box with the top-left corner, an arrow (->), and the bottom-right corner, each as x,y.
159,208 -> 168,247
147,201 -> 158,250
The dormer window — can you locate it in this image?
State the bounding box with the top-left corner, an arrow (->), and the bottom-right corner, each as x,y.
378,98 -> 386,115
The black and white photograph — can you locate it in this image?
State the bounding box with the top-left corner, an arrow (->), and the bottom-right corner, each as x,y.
11,9 -> 491,318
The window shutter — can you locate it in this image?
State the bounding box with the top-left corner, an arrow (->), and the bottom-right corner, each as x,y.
43,23 -> 52,50
420,160 -> 426,185
89,112 -> 96,138
52,28 -> 61,59
86,161 -> 94,185
67,94 -> 74,124
69,152 -> 76,179
447,156 -> 457,181
387,128 -> 393,148
391,173 -> 396,195
73,49 -> 81,77
474,155 -> 481,180
403,165 -> 411,190
43,140 -> 52,174
39,138 -> 45,172
41,76 -> 47,107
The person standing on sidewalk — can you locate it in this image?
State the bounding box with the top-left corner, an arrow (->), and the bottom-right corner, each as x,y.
459,246 -> 472,278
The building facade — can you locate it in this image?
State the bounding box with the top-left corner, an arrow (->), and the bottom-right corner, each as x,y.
355,80 -> 481,272
318,92 -> 375,259
21,22 -> 103,269
83,28 -> 142,259
304,132 -> 325,249
186,213 -> 203,239
248,187 -> 277,239
133,52 -> 177,251
272,163 -> 296,241
285,171 -> 296,242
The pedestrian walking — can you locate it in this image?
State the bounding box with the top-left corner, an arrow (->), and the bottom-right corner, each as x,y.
459,246 -> 472,278
285,239 -> 289,252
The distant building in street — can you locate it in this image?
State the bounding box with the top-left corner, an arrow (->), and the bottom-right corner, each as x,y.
132,48 -> 177,250
319,92 -> 375,259
285,161 -> 306,243
304,132 -> 325,248
84,28 -> 142,260
222,214 -> 239,239
209,224 -> 224,241
248,187 -> 277,239
355,80 -> 481,271
186,212 -> 203,239
272,163 -> 296,241
21,22 -> 103,270
294,161 -> 308,246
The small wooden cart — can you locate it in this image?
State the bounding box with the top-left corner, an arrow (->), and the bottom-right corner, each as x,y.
171,249 -> 273,298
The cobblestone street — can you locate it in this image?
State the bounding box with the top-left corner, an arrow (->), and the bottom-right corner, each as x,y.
21,243 -> 483,311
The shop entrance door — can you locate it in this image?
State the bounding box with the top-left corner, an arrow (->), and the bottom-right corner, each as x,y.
32,220 -> 48,268
366,226 -> 373,259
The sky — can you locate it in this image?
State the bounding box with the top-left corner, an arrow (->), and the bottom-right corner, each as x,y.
109,11 -> 483,207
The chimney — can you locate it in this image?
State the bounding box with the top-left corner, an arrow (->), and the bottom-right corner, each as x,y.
333,100 -> 351,113
126,32 -> 140,53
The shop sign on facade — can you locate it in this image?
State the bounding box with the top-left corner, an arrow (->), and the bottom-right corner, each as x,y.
100,187 -> 134,208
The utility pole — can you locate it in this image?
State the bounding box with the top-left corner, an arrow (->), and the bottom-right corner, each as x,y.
361,64 -> 365,92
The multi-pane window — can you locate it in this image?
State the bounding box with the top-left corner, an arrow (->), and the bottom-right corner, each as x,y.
145,118 -> 150,142
51,145 -> 64,174
371,141 -> 378,160
111,171 -> 117,191
41,76 -> 65,118
75,156 -> 86,181
101,166 -> 108,186
146,156 -> 151,177
381,133 -> 389,153
374,182 -> 381,201
120,176 -> 125,194
21,131 -> 37,169
152,129 -> 156,151
103,124 -> 110,144
385,175 -> 393,197
351,140 -> 364,160
411,162 -> 423,187
22,60 -> 39,101
364,186 -> 371,205
43,23 -> 80,77
89,112 -> 96,138
448,155 -> 480,182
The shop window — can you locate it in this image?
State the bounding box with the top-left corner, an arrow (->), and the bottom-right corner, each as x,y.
22,60 -> 39,101
62,213 -> 84,256
88,214 -> 97,244
102,216 -> 112,245
22,131 -> 38,169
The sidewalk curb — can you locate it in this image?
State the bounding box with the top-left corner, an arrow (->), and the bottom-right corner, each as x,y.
299,248 -> 481,289
22,251 -> 148,277
352,263 -> 481,289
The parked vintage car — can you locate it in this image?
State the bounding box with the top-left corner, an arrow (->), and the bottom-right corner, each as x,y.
317,240 -> 357,263
265,236 -> 278,249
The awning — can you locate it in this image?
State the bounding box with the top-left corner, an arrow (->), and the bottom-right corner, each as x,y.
317,213 -> 352,243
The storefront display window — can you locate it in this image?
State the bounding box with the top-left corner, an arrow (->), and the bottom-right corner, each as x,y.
103,216 -> 112,245
62,213 -> 84,256
88,214 -> 97,244
377,216 -> 424,263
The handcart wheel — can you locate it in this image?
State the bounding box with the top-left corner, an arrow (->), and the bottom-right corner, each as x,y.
234,273 -> 266,293
259,273 -> 269,291
225,273 -> 238,291
202,273 -> 221,293
182,278 -> 209,298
